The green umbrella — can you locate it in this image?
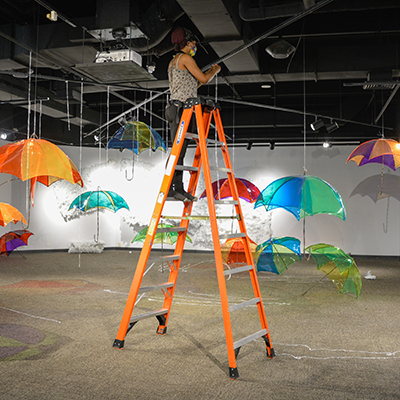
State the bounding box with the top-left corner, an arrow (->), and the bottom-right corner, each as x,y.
305,243 -> 362,298
132,223 -> 192,245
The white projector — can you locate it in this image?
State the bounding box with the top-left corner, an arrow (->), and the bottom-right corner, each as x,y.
95,49 -> 142,66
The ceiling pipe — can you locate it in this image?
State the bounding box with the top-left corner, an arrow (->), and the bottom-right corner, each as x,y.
238,0 -> 400,22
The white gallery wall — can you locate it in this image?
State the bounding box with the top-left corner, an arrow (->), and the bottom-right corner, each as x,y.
1,138 -> 399,256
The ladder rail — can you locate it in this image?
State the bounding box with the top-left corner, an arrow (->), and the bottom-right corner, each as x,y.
195,102 -> 238,373
213,107 -> 274,350
114,106 -> 195,345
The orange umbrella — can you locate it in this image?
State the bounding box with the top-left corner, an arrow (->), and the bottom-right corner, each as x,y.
221,237 -> 257,265
0,138 -> 83,203
0,202 -> 27,226
0,229 -> 33,256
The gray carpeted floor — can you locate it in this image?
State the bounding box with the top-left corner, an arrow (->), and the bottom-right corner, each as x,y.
0,250 -> 399,399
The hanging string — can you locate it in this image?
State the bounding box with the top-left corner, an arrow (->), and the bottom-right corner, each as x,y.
27,52 -> 32,139
78,80 -> 84,268
302,34 -> 307,175
106,86 -> 110,162
38,99 -> 42,139
149,91 -> 153,155
66,80 -> 71,131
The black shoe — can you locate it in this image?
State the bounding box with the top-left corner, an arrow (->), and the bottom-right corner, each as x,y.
167,188 -> 190,202
180,189 -> 198,202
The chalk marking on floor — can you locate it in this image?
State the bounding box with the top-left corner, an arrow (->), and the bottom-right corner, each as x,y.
270,342 -> 400,360
0,306 -> 61,323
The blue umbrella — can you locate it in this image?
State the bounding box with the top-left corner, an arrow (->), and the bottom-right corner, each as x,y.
255,236 -> 301,274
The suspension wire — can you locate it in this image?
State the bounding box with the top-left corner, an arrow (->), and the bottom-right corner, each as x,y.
66,80 -> 71,131
78,80 -> 84,268
106,86 -> 110,162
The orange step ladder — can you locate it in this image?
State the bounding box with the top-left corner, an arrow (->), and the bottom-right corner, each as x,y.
113,96 -> 275,379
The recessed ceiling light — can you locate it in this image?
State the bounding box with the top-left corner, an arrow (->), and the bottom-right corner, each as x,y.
261,85 -> 271,89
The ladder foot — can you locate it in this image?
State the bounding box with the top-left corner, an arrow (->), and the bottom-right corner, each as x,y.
113,339 -> 125,349
267,348 -> 276,359
229,367 -> 239,380
156,326 -> 167,335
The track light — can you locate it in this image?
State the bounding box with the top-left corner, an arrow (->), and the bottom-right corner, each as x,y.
322,141 -> 331,149
326,120 -> 339,133
270,141 -> 275,150
310,119 -> 324,131
0,132 -> 7,140
246,141 -> 253,150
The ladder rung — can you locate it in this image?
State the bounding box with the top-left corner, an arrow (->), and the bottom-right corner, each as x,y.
175,165 -> 199,172
223,265 -> 253,276
129,308 -> 169,323
233,329 -> 268,350
219,232 -> 246,240
147,255 -> 180,263
210,166 -> 231,172
186,132 -> 225,146
215,200 -> 238,205
138,282 -> 174,293
157,227 -> 186,233
162,215 -> 239,221
229,297 -> 260,312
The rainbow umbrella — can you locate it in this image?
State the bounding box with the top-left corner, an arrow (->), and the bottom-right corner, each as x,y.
0,229 -> 33,256
346,138 -> 400,171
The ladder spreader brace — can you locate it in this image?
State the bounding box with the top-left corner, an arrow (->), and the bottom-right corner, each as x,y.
113,96 -> 275,379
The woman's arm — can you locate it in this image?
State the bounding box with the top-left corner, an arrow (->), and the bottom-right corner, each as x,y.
180,54 -> 221,85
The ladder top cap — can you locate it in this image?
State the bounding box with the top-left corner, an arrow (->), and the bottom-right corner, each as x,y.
184,96 -> 220,109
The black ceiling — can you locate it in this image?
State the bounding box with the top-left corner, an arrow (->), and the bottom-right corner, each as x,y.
1,0 -> 400,148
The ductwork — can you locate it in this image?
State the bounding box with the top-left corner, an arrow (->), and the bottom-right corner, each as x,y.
94,0 -> 184,53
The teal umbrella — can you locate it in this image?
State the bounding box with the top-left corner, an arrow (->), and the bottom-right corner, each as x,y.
254,175 -> 346,221
69,190 -> 129,242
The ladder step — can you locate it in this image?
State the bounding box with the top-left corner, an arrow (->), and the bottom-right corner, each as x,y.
233,329 -> 268,350
129,308 -> 169,324
157,227 -> 186,233
210,166 -> 231,172
138,282 -> 174,293
147,254 -> 180,263
162,215 -> 239,221
219,232 -> 246,240
175,165 -> 199,172
229,297 -> 260,312
215,200 -> 238,205
186,132 -> 225,146
223,265 -> 253,276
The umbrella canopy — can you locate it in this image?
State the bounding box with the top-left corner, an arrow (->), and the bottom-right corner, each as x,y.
306,243 -> 362,298
254,175 -> 347,221
0,202 -> 27,226
200,178 -> 261,203
107,121 -> 167,155
0,138 -> 83,202
350,174 -> 400,203
346,138 -> 400,171
0,229 -> 33,256
221,237 -> 257,265
68,190 -> 129,213
254,236 -> 301,274
132,223 -> 192,245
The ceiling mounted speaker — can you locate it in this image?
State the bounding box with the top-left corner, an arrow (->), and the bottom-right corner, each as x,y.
265,40 -> 296,59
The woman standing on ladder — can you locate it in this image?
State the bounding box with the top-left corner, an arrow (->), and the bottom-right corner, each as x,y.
165,27 -> 221,202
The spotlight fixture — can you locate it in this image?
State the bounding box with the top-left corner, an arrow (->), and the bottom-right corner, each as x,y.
146,61 -> 156,74
326,120 -> 339,133
246,141 -> 253,150
310,119 -> 324,131
270,141 -> 275,150
265,39 -> 295,59
322,141 -> 331,149
94,135 -> 100,142
0,132 -> 7,140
